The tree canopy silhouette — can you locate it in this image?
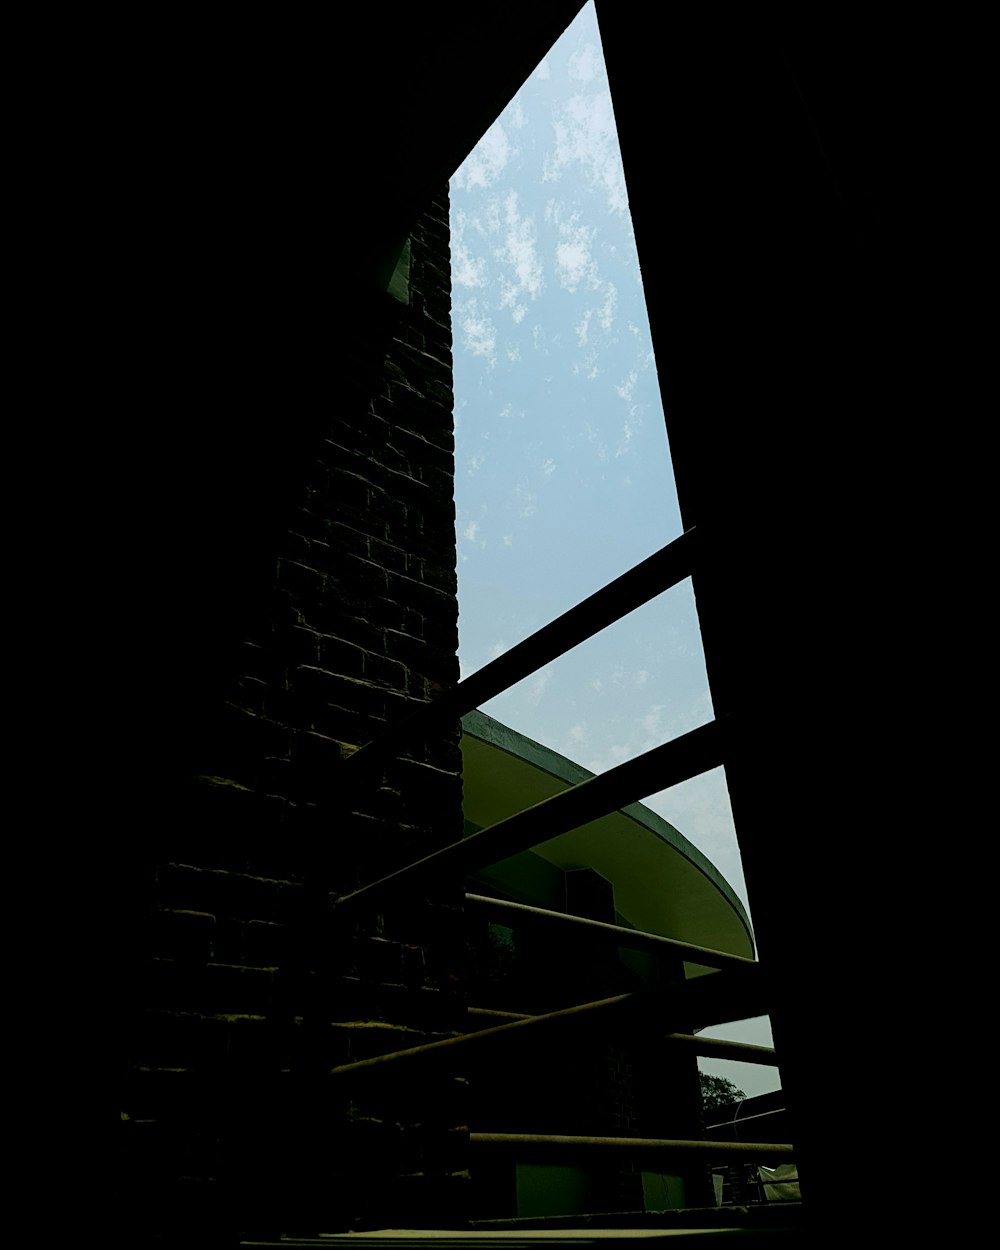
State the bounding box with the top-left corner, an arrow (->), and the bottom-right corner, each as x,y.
700,1073 -> 747,1113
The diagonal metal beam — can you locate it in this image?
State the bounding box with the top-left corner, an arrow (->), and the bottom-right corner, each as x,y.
331,718 -> 724,919
330,964 -> 766,1083
659,1034 -> 778,1066
335,527 -> 701,794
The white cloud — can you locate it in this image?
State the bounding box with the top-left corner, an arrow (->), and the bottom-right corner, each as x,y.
514,483 -> 537,517
489,640 -> 506,661
463,521 -> 479,542
454,119 -> 512,190
599,283 -> 618,330
576,309 -> 592,346
467,452 -> 486,475
454,249 -> 486,290
535,57 -> 550,80
503,533 -> 513,546
546,203 -> 600,294
641,705 -> 664,741
481,197 -> 504,236
542,458 -> 556,477
497,191 -> 544,318
616,369 -> 638,403
616,418 -> 636,458
614,365 -> 645,458
451,210 -> 488,289
568,44 -> 600,83
459,298 -> 497,363
556,236 -> 593,291
543,90 -> 629,217
610,666 -> 648,689
528,667 -> 552,705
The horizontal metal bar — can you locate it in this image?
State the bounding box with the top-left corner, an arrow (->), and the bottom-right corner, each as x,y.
465,892 -> 754,971
336,527 -> 700,792
467,1008 -> 777,1066
332,718 -> 724,919
471,1133 -> 794,1165
330,966 -> 766,1082
707,1108 -> 787,1130
470,1206 -> 806,1233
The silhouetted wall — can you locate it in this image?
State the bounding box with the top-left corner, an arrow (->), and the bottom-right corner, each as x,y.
118,191 -> 467,1242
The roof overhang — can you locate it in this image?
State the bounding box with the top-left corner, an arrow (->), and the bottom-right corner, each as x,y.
461,710 -> 754,963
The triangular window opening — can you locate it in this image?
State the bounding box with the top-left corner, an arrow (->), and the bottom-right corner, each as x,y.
449,1 -> 778,1119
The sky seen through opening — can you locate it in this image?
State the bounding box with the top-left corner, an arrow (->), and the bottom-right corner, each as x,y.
449,3 -> 778,1097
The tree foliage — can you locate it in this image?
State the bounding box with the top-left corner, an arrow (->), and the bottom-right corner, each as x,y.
699,1072 -> 746,1113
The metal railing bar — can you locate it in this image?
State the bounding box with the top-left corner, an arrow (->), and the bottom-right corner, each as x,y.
465,891 -> 754,971
707,1108 -> 788,1130
331,989 -> 635,1080
337,527 -> 701,791
332,718 -> 724,919
330,965 -> 765,1082
470,1206 -> 805,1232
470,1133 -> 794,1165
466,1008 -> 777,1065
467,1006 -> 529,1021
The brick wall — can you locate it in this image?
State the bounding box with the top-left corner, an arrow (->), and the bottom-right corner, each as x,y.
120,190 -> 467,1242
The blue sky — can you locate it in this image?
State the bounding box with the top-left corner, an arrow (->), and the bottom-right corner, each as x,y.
450,3 -> 777,1097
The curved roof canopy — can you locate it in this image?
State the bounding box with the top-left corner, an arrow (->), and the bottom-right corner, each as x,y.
461,710 -> 754,965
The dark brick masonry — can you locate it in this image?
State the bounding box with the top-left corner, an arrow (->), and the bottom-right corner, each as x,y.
119,191 -> 467,1241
